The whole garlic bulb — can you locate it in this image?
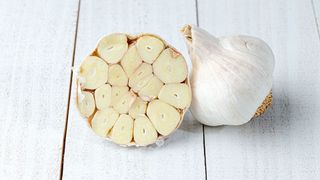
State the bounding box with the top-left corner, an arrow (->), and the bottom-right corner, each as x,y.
181,25 -> 275,126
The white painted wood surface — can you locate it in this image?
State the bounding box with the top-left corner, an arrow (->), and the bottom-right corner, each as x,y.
62,0 -> 205,179
198,0 -> 320,179
1,0 -> 320,179
0,0 -> 78,179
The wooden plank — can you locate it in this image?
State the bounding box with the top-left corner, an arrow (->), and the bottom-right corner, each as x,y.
0,0 -> 79,179
198,0 -> 320,179
62,0 -> 205,179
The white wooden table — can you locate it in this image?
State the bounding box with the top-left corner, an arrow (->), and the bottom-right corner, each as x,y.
1,0 -> 320,179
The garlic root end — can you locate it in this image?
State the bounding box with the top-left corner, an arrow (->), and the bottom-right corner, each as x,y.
254,91 -> 273,117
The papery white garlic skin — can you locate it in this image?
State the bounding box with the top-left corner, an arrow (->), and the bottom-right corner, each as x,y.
183,25 -> 275,126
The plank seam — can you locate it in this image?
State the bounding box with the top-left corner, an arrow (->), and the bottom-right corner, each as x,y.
195,0 -> 200,27
202,125 -> 208,180
311,0 -> 320,41
195,0 -> 207,179
59,0 -> 81,179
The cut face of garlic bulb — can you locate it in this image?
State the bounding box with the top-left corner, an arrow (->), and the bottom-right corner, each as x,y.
76,33 -> 191,146
181,25 -> 274,126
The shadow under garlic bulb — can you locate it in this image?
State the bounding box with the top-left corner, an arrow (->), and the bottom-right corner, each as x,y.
76,33 -> 191,146
181,25 -> 274,126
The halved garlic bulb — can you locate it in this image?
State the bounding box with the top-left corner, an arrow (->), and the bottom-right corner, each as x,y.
181,25 -> 274,126
76,33 -> 191,146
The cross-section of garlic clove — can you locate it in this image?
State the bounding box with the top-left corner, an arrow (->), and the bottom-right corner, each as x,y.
134,116 -> 158,146
77,91 -> 95,118
97,33 -> 128,64
121,45 -> 142,77
158,83 -> 191,109
153,48 -> 188,83
110,86 -> 129,107
128,98 -> 147,119
181,24 -> 274,126
128,63 -> 153,92
138,76 -> 163,101
94,84 -> 112,110
136,35 -> 165,64
108,64 -> 128,86
78,56 -> 108,90
147,100 -> 181,136
91,108 -> 119,137
111,114 -> 134,145
113,90 -> 136,114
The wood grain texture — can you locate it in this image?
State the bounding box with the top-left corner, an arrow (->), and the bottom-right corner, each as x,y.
62,0 -> 205,179
198,0 -> 320,179
0,0 -> 78,179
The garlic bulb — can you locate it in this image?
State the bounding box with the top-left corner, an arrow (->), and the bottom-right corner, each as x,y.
181,25 -> 274,126
76,33 -> 191,146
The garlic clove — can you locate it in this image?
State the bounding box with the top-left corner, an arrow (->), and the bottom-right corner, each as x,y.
78,56 -> 109,90
77,91 -> 95,118
181,24 -> 274,126
121,45 -> 143,77
113,90 -> 136,114
136,35 -> 165,64
134,116 -> 158,146
138,75 -> 164,101
111,114 -> 134,145
91,108 -> 119,137
128,98 -> 147,119
94,84 -> 112,110
146,100 -> 181,136
97,33 -> 128,64
110,86 -> 129,107
128,63 -> 153,92
158,83 -> 192,109
108,64 -> 128,86
153,48 -> 188,83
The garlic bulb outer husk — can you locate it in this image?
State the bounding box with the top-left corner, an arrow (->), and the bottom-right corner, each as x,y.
182,25 -> 275,126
